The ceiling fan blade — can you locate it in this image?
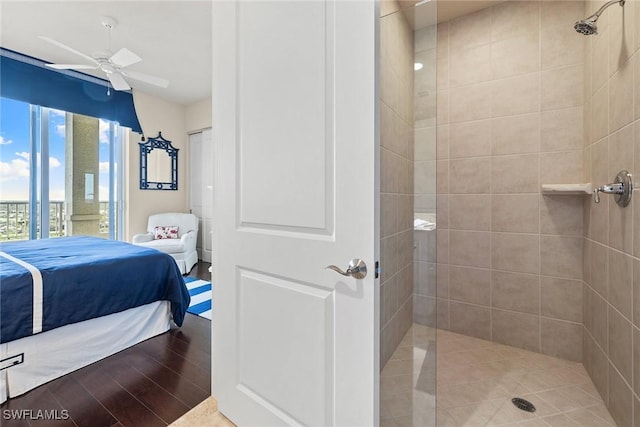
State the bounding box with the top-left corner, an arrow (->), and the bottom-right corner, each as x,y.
45,64 -> 98,70
107,72 -> 131,91
110,48 -> 142,68
39,36 -> 98,66
121,70 -> 169,88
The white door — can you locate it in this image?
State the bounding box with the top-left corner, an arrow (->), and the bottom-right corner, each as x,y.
189,129 -> 213,262
212,1 -> 379,426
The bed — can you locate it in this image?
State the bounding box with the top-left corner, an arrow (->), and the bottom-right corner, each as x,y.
0,236 -> 191,404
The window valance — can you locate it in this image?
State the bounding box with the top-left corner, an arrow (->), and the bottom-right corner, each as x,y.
0,48 -> 142,133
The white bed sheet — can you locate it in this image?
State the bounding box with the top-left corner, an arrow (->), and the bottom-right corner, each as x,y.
0,300 -> 172,404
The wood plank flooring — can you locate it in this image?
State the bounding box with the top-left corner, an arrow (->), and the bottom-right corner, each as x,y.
1,261 -> 212,427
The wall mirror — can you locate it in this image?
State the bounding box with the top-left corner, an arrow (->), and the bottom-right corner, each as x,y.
139,132 -> 179,190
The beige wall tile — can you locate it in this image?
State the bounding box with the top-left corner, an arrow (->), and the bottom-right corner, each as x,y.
437,159 -> 449,194
492,73 -> 540,117
591,84 -> 609,143
591,241 -> 609,297
437,298 -> 450,330
590,195 -> 609,246
541,23 -> 584,71
540,276 -> 583,323
591,24 -> 610,95
449,120 -> 492,159
492,154 -> 539,193
449,195 -> 491,231
449,266 -> 491,306
589,332 -> 609,401
415,48 -> 437,96
450,7 -> 492,51
449,43 -> 491,88
492,32 -> 539,79
608,363 -> 633,427
449,158 -> 491,194
591,136 -> 610,186
540,107 -> 583,152
540,1 -> 584,30
491,1 -> 540,42
609,196 -> 633,255
609,123 -> 634,179
450,301 -> 491,340
414,126 -> 436,161
413,294 -> 436,327
492,233 -> 540,274
492,271 -> 539,315
436,125 -> 449,160
608,306 -> 632,385
381,194 -> 398,238
635,259 -> 640,328
541,64 -> 584,111
540,150 -> 583,185
415,160 -> 436,195
634,327 -> 640,393
609,61 -> 634,132
540,235 -> 583,279
635,54 -> 640,121
491,113 -> 540,155
608,249 -> 633,318
437,229 -> 449,264
416,91 -> 437,128
449,230 -> 491,268
607,0 -> 633,76
450,83 -> 492,123
540,195 -> 584,236
492,309 -> 540,352
491,194 -> 539,233
540,318 -> 583,361
436,194 -> 449,230
584,238 -> 592,286
437,263 -> 449,299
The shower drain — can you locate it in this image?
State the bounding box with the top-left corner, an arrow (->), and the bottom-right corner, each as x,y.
512,397 -> 536,413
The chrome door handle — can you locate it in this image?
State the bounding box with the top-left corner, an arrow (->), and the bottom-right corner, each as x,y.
325,258 -> 367,279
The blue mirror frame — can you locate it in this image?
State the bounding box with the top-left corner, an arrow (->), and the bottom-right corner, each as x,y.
139,132 -> 179,190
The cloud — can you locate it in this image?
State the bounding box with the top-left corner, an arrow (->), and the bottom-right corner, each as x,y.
50,109 -> 66,118
99,119 -> 110,144
56,124 -> 65,137
0,153 -> 61,182
0,136 -> 13,145
99,161 -> 110,173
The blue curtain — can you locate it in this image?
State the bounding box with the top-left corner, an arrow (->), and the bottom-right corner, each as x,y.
0,48 -> 142,133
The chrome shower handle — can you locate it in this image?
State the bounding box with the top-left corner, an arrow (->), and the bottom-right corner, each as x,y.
593,170 -> 632,207
593,183 -> 624,203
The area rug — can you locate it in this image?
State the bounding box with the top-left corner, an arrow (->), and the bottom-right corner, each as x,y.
184,277 -> 212,320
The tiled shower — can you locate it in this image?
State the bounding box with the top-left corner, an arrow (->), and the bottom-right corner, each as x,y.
380,0 -> 640,425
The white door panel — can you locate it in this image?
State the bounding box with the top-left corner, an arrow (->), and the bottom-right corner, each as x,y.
213,1 -> 378,425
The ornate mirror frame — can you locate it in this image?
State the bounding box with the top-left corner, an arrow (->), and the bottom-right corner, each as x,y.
139,132 -> 179,190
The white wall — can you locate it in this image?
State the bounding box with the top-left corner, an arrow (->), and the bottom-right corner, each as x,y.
185,97 -> 212,132
127,91 -> 188,241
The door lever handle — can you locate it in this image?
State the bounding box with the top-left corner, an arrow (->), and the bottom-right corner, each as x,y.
325,258 -> 367,279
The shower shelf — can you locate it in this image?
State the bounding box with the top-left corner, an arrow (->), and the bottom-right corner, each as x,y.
541,183 -> 592,195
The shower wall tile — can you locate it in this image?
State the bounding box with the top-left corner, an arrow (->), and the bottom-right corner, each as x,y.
591,83 -> 609,142
539,195 -> 584,236
540,318 -> 583,361
491,194 -> 539,233
541,64 -> 584,111
449,301 -> 491,340
449,266 -> 491,306
591,24 -> 610,95
492,309 -> 540,352
607,249 -> 633,319
609,61 -> 634,132
608,363 -> 633,427
491,154 -> 539,193
449,120 -> 492,158
491,113 -> 540,155
436,0 -> 584,361
491,73 -> 540,117
540,276 -> 583,322
448,195 -> 490,231
491,233 -> 540,274
608,305 -> 632,385
491,271 -> 539,314
491,32 -> 540,79
607,0 -> 634,76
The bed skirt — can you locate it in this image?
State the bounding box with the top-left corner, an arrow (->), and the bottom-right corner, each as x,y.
0,300 -> 172,404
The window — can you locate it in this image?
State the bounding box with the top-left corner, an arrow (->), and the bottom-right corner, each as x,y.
0,97 -> 126,241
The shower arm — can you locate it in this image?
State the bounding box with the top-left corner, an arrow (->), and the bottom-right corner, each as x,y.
587,0 -> 625,21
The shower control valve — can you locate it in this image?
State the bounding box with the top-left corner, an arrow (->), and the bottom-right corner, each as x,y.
593,170 -> 632,207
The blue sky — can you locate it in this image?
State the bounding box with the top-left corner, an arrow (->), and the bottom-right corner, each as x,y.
0,97 -> 113,201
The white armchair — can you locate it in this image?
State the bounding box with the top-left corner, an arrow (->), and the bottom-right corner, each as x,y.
132,212 -> 199,274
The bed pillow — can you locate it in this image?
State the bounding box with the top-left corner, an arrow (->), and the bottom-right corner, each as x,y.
154,225 -> 179,240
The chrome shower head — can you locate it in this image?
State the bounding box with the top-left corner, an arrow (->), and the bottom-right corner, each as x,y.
574,18 -> 598,35
574,0 -> 625,35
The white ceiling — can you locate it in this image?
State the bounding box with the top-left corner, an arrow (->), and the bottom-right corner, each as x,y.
0,1 -> 212,106
0,0 -> 497,106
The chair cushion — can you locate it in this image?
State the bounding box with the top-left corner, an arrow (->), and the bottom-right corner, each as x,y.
142,239 -> 187,254
154,225 -> 179,240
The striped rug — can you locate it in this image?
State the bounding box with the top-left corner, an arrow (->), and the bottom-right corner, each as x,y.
184,277 -> 212,320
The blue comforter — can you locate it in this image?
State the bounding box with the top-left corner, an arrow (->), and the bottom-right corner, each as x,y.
0,236 -> 190,344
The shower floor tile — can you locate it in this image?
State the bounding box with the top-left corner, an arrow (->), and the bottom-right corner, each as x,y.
380,325 -> 616,427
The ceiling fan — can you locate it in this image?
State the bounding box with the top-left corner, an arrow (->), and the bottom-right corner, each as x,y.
40,16 -> 169,92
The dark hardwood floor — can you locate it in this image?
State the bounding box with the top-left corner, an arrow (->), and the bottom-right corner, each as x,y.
1,261 -> 212,427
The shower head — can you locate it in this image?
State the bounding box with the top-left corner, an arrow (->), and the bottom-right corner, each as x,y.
574,0 -> 625,36
574,19 -> 598,35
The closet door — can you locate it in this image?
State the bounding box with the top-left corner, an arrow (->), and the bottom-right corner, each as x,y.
189,129 -> 213,262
